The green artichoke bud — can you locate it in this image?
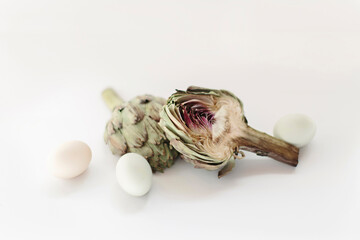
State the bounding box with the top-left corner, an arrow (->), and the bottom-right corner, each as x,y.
159,86 -> 299,178
103,88 -> 178,172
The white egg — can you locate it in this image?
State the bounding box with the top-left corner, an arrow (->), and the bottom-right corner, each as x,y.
273,114 -> 316,148
116,153 -> 152,197
50,140 -> 92,179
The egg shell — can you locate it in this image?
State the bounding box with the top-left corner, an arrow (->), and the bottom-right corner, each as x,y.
273,114 -> 316,148
116,153 -> 152,197
51,140 -> 92,179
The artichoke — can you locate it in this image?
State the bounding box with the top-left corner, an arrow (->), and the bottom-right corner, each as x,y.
103,88 -> 178,172
159,86 -> 299,178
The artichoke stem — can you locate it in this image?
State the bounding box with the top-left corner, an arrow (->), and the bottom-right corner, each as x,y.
237,126 -> 299,166
102,88 -> 124,111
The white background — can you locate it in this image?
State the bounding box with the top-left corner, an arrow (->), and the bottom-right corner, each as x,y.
1,1 -> 359,239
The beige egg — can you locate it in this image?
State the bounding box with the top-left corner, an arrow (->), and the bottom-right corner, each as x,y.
50,140 -> 92,179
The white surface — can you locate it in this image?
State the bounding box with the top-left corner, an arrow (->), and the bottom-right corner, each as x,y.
116,153 -> 152,197
1,1 -> 359,239
273,114 -> 316,148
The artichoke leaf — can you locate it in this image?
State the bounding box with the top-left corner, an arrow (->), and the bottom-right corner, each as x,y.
218,158 -> 236,178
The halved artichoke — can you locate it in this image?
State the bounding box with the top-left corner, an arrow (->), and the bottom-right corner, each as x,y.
159,86 -> 299,177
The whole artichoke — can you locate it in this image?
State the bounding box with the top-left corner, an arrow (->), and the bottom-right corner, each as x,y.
159,86 -> 299,178
103,88 -> 178,172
